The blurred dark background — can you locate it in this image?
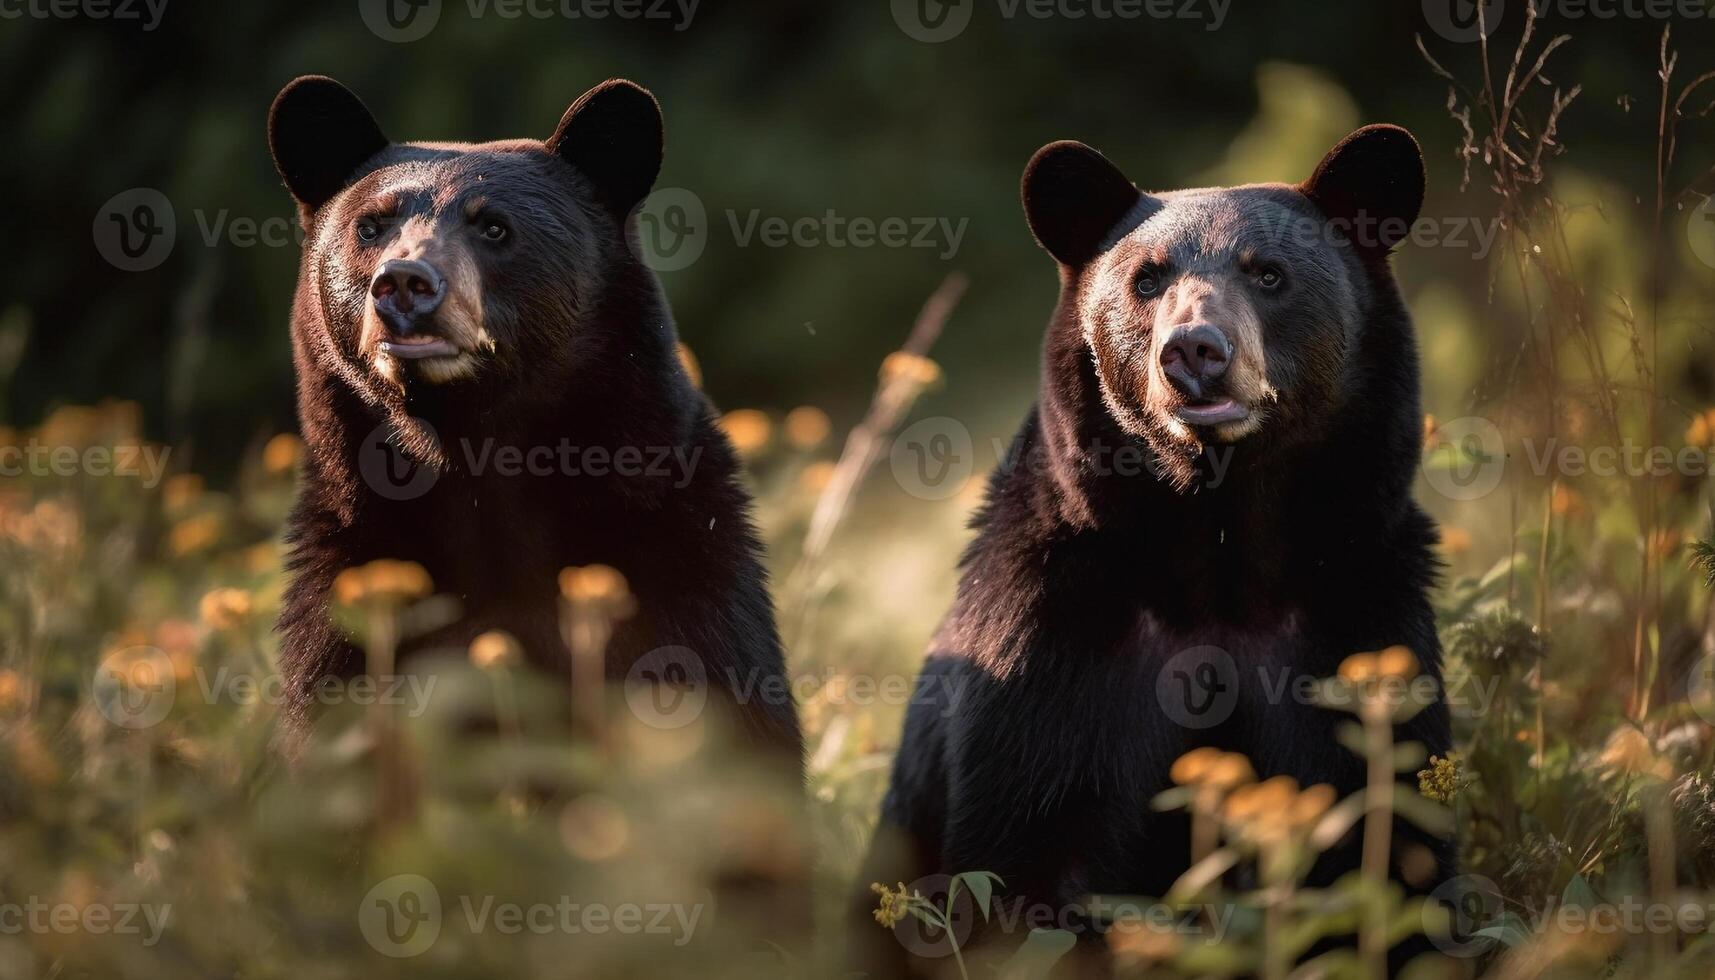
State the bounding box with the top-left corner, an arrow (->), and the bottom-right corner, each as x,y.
1,0 -> 1710,478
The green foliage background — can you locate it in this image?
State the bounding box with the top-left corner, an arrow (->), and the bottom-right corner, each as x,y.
3,2 -> 1715,978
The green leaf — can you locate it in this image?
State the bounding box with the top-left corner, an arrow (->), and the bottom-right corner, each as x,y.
1391,741 -> 1428,773
1167,847 -> 1240,902
1335,721 -> 1367,756
1151,785 -> 1195,812
1561,872 -> 1600,910
955,871 -> 1003,921
1473,911 -> 1533,948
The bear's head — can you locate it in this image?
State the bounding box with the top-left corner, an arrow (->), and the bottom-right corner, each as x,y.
268,75 -> 662,394
1023,126 -> 1424,488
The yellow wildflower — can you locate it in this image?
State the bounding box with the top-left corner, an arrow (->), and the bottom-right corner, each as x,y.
784,406 -> 832,450
1338,652 -> 1378,685
798,460 -> 837,494
332,559 -> 433,607
1289,783 -> 1338,826
1439,526 -> 1472,556
168,513 -> 221,556
880,351 -> 943,389
470,630 -> 522,670
162,474 -> 204,513
262,433 -> 303,475
719,409 -> 771,456
1170,746 -> 1222,785
559,564 -> 634,607
0,669 -> 24,714
676,343 -> 703,389
870,881 -> 914,929
1686,409 -> 1715,448
198,588 -> 255,631
1375,645 -> 1419,680
1418,753 -> 1464,803
1550,485 -> 1586,519
1597,727 -> 1672,780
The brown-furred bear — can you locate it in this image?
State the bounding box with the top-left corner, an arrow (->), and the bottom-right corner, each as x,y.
856,128 -> 1454,975
266,76 -> 800,769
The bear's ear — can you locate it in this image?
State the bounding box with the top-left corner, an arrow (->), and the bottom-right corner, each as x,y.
1300,125 -> 1425,256
268,76 -> 390,213
547,79 -> 663,216
1022,141 -> 1141,266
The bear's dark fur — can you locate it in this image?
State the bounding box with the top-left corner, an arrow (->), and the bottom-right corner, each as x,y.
266,76 -> 801,765
856,128 -> 1453,974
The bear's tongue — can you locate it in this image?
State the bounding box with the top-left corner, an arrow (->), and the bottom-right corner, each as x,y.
1176,398 -> 1247,425
379,336 -> 460,360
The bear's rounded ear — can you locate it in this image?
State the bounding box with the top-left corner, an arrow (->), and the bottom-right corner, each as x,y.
1022,141 -> 1141,266
547,79 -> 663,216
1300,125 -> 1425,256
268,76 -> 389,213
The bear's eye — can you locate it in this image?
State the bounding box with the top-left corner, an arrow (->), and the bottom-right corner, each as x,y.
480,220 -> 510,243
355,218 -> 381,244
1257,267 -> 1284,290
1136,270 -> 1161,297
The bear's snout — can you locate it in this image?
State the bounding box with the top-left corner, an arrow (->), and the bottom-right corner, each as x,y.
1158,323 -> 1232,397
370,258 -> 447,340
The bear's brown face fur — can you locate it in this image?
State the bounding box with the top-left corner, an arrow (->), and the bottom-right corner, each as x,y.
312,147 -> 609,389
269,77 -> 665,465
1023,127 -> 1424,488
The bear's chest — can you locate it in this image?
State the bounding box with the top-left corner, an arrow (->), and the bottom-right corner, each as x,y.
948,605 -> 1334,810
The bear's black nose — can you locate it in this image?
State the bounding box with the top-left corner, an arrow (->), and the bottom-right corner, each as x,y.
370,259 -> 447,337
1160,323 -> 1233,394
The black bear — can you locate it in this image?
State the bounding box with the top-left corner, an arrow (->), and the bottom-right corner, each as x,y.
266,76 -> 801,767
857,128 -> 1452,973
